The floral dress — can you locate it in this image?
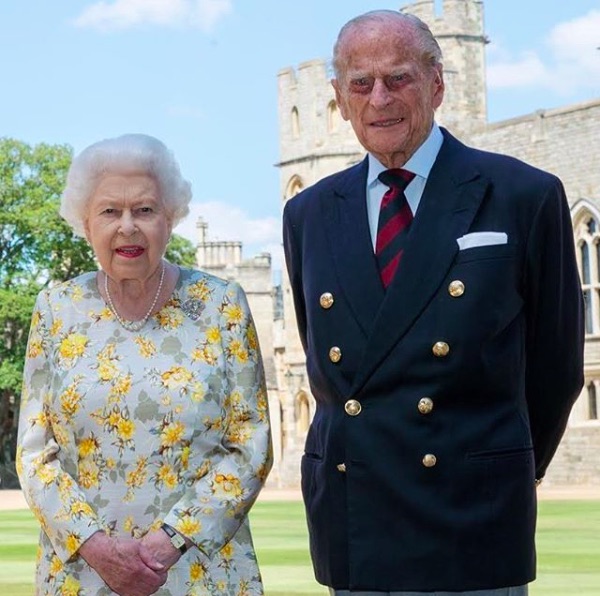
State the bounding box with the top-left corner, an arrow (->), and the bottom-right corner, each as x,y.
17,267 -> 273,596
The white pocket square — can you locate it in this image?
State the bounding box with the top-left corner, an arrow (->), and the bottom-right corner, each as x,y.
456,232 -> 508,250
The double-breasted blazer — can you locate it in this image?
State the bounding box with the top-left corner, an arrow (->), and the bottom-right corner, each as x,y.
282,128 -> 584,592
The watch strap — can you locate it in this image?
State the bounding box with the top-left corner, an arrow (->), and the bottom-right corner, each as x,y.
161,523 -> 187,554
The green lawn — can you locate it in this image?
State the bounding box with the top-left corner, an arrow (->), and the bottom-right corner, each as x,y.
0,500 -> 598,595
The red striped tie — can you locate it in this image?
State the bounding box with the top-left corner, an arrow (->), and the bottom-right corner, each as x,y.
376,168 -> 416,288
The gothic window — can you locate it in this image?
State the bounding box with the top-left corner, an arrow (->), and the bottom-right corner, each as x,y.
295,390 -> 310,435
327,100 -> 340,133
576,214 -> 600,335
285,175 -> 304,201
291,107 -> 300,138
589,383 -> 598,421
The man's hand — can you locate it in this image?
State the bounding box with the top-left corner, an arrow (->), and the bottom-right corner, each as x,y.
79,531 -> 167,596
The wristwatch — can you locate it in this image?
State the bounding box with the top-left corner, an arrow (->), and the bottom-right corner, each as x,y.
161,523 -> 187,554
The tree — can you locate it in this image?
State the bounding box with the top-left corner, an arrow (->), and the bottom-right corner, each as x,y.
0,137 -> 197,488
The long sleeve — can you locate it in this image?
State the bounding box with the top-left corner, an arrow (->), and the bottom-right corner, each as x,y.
163,281 -> 273,556
524,177 -> 585,479
17,290 -> 102,562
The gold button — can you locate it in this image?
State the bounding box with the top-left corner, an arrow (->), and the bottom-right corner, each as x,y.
329,346 -> 342,363
418,397 -> 434,414
432,341 -> 450,357
336,463 -> 347,473
320,292 -> 334,309
448,280 -> 465,297
344,399 -> 362,416
422,454 -> 437,468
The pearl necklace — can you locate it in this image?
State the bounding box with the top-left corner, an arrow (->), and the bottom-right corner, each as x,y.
104,263 -> 165,332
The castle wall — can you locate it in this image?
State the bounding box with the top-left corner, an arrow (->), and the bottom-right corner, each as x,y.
468,100 -> 600,206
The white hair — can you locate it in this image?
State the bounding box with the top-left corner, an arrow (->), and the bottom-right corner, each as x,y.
60,133 -> 192,237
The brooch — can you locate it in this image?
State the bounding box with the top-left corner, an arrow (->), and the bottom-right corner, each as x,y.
181,298 -> 205,320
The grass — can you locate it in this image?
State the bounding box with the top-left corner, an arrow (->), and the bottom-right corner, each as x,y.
0,499 -> 598,595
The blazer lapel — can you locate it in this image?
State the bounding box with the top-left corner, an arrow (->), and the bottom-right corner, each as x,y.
350,132 -> 491,395
323,158 -> 385,336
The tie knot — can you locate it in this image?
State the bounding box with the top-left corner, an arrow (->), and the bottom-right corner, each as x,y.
378,168 -> 415,191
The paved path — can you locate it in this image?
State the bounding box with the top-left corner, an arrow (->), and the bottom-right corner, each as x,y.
2,485 -> 599,512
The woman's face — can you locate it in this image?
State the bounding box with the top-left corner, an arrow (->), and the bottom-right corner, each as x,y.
84,172 -> 172,283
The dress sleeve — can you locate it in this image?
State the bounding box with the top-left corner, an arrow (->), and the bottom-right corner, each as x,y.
16,290 -> 102,562
163,281 -> 273,556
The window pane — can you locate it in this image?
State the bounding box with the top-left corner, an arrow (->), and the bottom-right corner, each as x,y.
587,218 -> 597,235
584,289 -> 593,333
581,242 -> 590,284
589,383 -> 598,420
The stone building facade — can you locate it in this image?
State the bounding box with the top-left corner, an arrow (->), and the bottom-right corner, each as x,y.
273,0 -> 600,487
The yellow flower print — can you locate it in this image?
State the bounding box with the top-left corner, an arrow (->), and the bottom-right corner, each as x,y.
211,473 -> 243,499
65,533 -> 81,557
227,339 -> 248,363
246,322 -> 258,352
134,336 -> 157,358
175,515 -> 201,536
190,382 -> 205,403
216,581 -> 227,592
36,464 -> 59,486
189,561 -> 205,581
156,306 -> 184,329
206,327 -> 221,343
237,580 -> 252,596
60,380 -> 83,422
107,410 -> 120,428
58,333 -> 88,363
226,421 -> 252,446
124,516 -> 135,533
78,460 -> 100,489
188,279 -> 211,301
31,309 -> 42,328
220,542 -> 234,559
78,436 -> 98,459
109,374 -> 132,399
222,303 -> 244,327
71,286 -> 84,302
156,463 -> 178,490
49,555 -> 63,576
27,337 -> 43,358
191,346 -> 218,366
117,417 -> 135,441
99,307 -> 112,320
50,319 -> 63,336
161,421 -> 185,448
58,475 -> 74,500
60,574 -> 81,596
124,457 -> 148,501
161,366 -> 193,390
70,501 -> 94,517
105,458 -> 116,469
97,360 -> 118,382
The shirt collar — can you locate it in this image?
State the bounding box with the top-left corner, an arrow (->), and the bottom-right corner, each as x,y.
367,122 -> 444,187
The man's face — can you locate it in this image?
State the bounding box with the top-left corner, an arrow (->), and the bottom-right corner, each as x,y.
332,21 -> 444,168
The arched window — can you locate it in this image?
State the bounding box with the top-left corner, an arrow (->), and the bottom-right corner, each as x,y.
327,100 -> 340,133
285,175 -> 304,201
295,390 -> 310,435
291,107 -> 300,139
575,214 -> 600,335
589,383 -> 598,421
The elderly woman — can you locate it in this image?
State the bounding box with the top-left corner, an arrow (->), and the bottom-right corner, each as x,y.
17,133 -> 273,596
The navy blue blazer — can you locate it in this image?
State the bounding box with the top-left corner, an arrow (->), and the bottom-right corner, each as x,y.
282,129 -> 584,591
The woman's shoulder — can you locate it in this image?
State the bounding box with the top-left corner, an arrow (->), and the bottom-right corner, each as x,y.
178,266 -> 236,293
40,271 -> 98,303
